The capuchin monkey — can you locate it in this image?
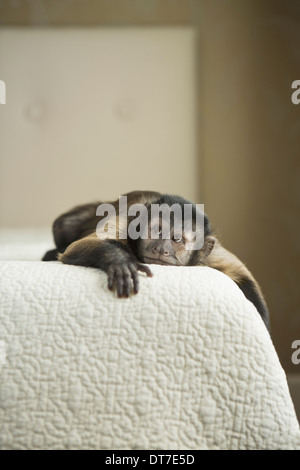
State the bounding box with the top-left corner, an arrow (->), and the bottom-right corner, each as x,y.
42,190 -> 270,331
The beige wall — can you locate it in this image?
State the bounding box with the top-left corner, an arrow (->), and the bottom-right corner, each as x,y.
1,0 -> 300,375
197,1 -> 300,374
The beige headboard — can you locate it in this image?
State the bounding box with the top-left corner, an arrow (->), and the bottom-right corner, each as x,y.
0,27 -> 197,227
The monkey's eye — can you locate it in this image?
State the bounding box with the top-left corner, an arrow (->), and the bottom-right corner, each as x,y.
173,236 -> 182,243
152,225 -> 162,235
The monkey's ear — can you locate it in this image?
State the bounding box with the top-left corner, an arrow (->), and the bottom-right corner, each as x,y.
202,235 -> 216,258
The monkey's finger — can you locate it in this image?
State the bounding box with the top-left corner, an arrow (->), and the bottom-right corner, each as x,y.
107,267 -> 115,291
116,278 -> 124,297
123,271 -> 132,298
116,266 -> 133,298
128,263 -> 139,293
114,267 -> 125,298
132,270 -> 139,294
137,264 -> 153,277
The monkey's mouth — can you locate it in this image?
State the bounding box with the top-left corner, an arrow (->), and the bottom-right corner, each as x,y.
142,256 -> 177,266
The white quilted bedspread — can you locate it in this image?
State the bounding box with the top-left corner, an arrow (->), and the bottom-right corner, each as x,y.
0,231 -> 299,450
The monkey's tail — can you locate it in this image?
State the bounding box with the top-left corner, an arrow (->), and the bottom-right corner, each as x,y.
236,277 -> 270,332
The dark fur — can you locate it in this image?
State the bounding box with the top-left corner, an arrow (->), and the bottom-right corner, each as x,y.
42,190 -> 270,331
237,278 -> 269,331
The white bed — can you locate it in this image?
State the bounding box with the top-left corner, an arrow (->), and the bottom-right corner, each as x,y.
0,229 -> 299,450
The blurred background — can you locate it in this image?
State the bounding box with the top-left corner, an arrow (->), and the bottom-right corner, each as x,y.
0,0 -> 299,414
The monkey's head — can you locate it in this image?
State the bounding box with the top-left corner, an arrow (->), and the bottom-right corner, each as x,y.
134,194 -> 215,267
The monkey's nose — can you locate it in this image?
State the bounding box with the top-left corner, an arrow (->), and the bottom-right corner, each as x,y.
153,246 -> 169,256
152,244 -> 170,256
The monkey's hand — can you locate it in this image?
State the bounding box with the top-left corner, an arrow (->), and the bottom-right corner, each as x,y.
107,261 -> 153,298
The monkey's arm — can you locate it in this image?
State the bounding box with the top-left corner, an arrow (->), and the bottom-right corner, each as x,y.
206,241 -> 270,331
42,191 -> 162,261
42,202 -> 101,261
58,235 -> 152,298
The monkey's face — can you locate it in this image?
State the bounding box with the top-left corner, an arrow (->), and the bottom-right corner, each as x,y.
133,196 -> 214,267
137,218 -> 195,266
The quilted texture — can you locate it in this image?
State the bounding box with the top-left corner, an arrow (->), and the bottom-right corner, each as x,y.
0,257 -> 300,450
